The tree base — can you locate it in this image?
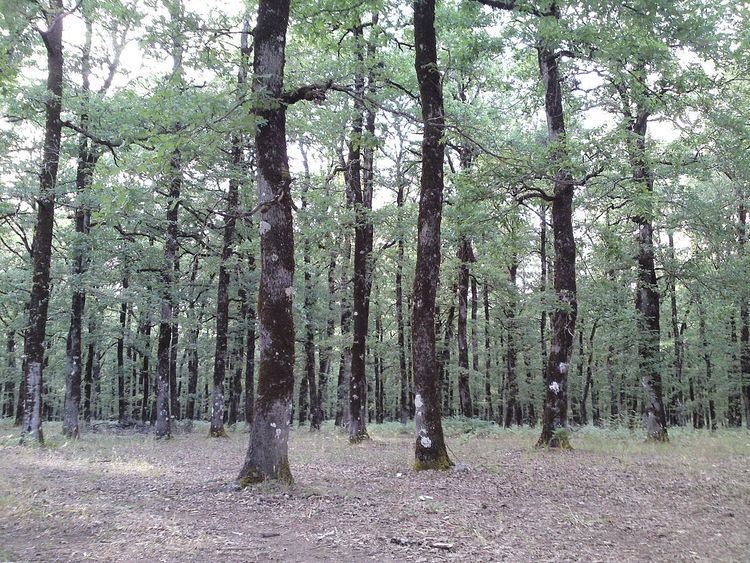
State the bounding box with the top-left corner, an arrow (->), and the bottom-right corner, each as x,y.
349,431 -> 370,444
414,452 -> 453,471
536,429 -> 573,450
237,460 -> 293,488
209,427 -> 229,438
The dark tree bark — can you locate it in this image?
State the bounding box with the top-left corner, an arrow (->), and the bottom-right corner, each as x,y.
738,202 -> 750,428
3,332 -> 16,418
504,256 -> 522,427
238,0 -> 296,485
154,149 -> 180,439
375,295 -> 385,423
539,203 -> 549,403
317,251 -> 336,421
697,302 -> 717,431
470,276 -> 480,417
300,148 -> 321,430
412,0 -> 451,470
439,301 -> 456,416
535,32 -> 578,449
63,15 -> 99,439
348,18 -> 378,443
117,276 -> 128,423
335,151 -> 355,429
667,232 -> 685,425
457,238 -> 475,418
580,320 -> 598,425
169,293 -> 179,420
244,254 -> 257,426
209,140 -> 242,437
627,106 -> 668,441
139,315 -> 153,422
210,19 -> 249,434
21,1 -> 65,444
483,282 -> 494,421
228,303 -> 245,427
396,182 -> 410,424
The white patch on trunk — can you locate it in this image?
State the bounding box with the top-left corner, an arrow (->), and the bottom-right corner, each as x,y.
284,287 -> 293,297
414,394 -> 423,408
420,436 -> 432,448
549,381 -> 560,394
259,220 -> 271,235
558,362 -> 568,374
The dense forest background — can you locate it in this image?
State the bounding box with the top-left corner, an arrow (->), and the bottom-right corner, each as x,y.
1,0 -> 749,448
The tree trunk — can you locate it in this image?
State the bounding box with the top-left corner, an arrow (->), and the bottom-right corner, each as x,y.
244,255 -> 257,427
457,238 -> 475,417
698,303 -> 717,431
667,232 -> 685,425
439,302 -> 456,416
21,1 -> 65,444
210,144 -> 241,437
3,332 -> 16,418
504,256 -> 521,427
335,153 -> 354,429
471,276 -> 480,417
581,321 -> 598,425
483,282 -> 494,421
300,148 -> 321,430
63,15 -> 98,438
412,0 -> 451,470
238,0 -> 295,485
629,108 -> 668,441
396,183 -> 410,424
318,251 -> 336,421
536,35 -> 577,449
738,202 -> 750,428
348,19 -> 377,442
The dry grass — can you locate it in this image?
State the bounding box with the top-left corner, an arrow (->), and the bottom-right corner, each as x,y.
1,419 -> 749,562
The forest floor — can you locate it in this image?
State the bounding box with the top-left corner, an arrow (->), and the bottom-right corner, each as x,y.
0,420 -> 749,562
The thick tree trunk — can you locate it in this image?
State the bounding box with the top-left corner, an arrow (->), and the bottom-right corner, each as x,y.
629,109 -> 668,441
536,37 -> 577,449
238,0 -> 295,485
21,1 -> 65,444
457,239 -> 475,417
244,255 -> 257,426
412,0 -> 451,470
504,256 -> 522,427
228,308 -> 244,427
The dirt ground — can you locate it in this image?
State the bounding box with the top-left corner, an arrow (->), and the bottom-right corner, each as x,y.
1,420 -> 749,562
